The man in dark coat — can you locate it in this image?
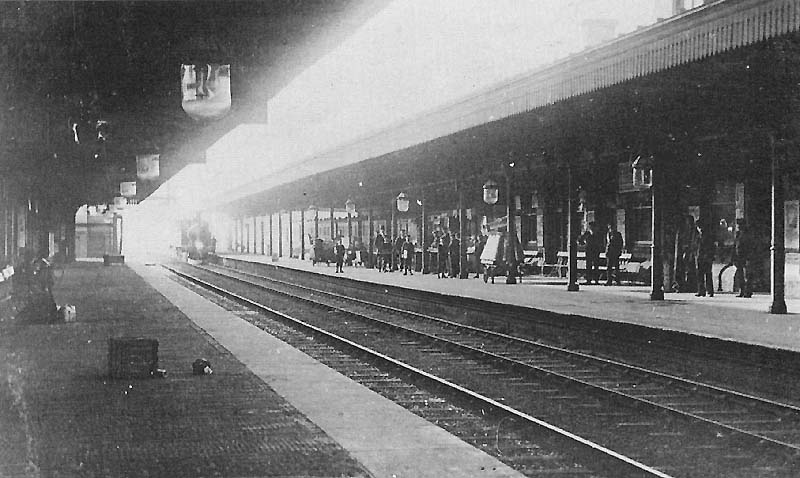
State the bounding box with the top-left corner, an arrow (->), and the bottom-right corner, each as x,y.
605,224 -> 623,286
334,239 -> 346,273
441,231 -> 451,277
449,233 -> 461,278
401,234 -> 415,275
437,233 -> 448,279
473,234 -> 487,279
734,219 -> 753,298
677,215 -> 698,292
394,232 -> 405,272
373,228 -> 386,271
580,222 -> 602,285
694,221 -> 715,297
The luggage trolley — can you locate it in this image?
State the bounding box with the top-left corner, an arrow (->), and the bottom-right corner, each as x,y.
480,232 -> 506,283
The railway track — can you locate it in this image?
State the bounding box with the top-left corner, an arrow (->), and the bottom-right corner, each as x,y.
167,266 -> 619,478
166,262 -> 800,477
221,257 -> 800,419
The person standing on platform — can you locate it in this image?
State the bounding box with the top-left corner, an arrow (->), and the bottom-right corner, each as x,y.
734,218 -> 753,298
694,221 -> 715,297
449,233 -> 461,278
437,234 -> 448,279
605,223 -> 624,286
394,232 -> 405,272
441,230 -> 452,277
580,222 -> 602,285
334,238 -> 346,273
374,228 -> 386,272
473,234 -> 486,279
31,252 -> 54,297
677,215 -> 698,293
402,234 -> 415,275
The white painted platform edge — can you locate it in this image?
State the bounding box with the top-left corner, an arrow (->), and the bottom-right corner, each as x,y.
131,263 -> 526,478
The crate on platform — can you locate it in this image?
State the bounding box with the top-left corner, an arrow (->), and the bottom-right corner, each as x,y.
103,254 -> 125,265
108,337 -> 159,379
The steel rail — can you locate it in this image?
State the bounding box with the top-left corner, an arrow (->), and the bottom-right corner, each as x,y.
164,264 -> 672,478
195,262 -> 800,451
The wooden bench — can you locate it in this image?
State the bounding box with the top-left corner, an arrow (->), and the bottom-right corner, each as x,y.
542,251 -> 569,277
576,251 -> 586,275
597,252 -> 631,282
521,250 -> 543,275
622,259 -> 649,285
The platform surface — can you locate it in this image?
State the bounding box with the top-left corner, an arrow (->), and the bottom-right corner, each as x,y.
223,253 -> 800,353
133,262 -> 525,478
0,261 -> 523,478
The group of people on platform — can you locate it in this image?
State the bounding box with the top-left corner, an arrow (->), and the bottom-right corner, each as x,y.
373,228 -> 442,276
678,216 -> 754,298
369,227 -> 491,278
578,222 -> 625,286
326,214 -> 757,297
579,216 -> 755,297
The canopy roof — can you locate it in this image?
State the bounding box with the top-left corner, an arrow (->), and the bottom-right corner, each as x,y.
204,0 -> 798,209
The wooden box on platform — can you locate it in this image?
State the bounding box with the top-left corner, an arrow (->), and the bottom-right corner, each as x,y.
103,254 -> 125,265
108,337 -> 159,378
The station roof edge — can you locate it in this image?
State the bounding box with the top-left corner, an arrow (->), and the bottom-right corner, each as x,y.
212,0 -> 796,209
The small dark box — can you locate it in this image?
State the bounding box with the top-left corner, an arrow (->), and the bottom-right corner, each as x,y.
108,337 -> 158,379
103,254 -> 125,265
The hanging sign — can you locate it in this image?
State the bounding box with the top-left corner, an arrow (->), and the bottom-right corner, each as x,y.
120,181 -> 137,197
181,64 -> 231,121
136,154 -> 160,180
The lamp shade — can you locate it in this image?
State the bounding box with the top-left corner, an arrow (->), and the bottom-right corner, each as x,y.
632,154 -> 654,188
181,64 -> 232,121
483,179 -> 499,205
396,192 -> 410,212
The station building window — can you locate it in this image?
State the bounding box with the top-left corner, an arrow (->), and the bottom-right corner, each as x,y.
711,180 -> 737,256
521,213 -> 537,249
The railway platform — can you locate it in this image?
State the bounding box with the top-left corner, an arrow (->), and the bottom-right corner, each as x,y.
222,253 -> 800,353
0,260 -> 524,478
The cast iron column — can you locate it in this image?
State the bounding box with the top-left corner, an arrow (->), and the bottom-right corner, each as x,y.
278,212 -> 283,257
347,212 -> 352,244
330,207 -> 335,241
504,166 -> 518,284
268,213 -> 273,256
651,160 -> 664,300
458,182 -> 467,278
770,134 -> 787,313
368,208 -> 374,267
300,209 -> 305,260
314,209 -> 319,241
420,191 -> 426,274
391,197 -> 396,271
288,210 -> 293,257
567,167 -> 579,291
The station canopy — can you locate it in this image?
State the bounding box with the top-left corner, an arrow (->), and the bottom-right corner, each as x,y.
145,0 -> 785,210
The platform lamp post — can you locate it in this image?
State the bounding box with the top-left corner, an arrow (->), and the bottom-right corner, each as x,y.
633,154 -> 664,300
396,192 -> 409,273
345,198 -> 355,247
483,163 -> 520,284
397,192 -> 427,273
396,193 -> 409,242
